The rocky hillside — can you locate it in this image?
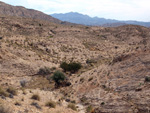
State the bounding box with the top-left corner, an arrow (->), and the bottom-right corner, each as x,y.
0,15 -> 150,112
0,3 -> 150,112
0,1 -> 61,24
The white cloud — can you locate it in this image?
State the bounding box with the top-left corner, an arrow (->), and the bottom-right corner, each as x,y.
1,0 -> 150,21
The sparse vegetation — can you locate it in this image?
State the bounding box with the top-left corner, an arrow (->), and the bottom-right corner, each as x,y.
31,94 -> 40,101
21,88 -> 27,95
80,96 -> 87,103
6,87 -> 17,95
86,105 -> 95,113
21,97 -> 24,101
67,103 -> 77,111
49,35 -> 53,38
112,55 -> 130,64
0,105 -> 12,113
60,62 -> 68,72
80,77 -> 84,83
38,67 -> 51,75
20,80 -> 27,87
31,102 -> 41,109
0,87 -> 9,97
14,101 -> 21,106
88,77 -> 93,81
71,100 -> 76,104
86,59 -> 96,64
101,102 -> 105,105
45,101 -> 56,108
51,67 -> 56,71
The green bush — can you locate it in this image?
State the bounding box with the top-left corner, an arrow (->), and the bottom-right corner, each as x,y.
68,62 -> 82,73
52,71 -> 66,85
38,67 -> 51,75
60,62 -> 82,73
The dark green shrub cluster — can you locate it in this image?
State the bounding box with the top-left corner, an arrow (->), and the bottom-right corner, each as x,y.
60,62 -> 68,72
68,62 -> 82,73
38,67 -> 51,75
52,71 -> 66,86
60,62 -> 82,73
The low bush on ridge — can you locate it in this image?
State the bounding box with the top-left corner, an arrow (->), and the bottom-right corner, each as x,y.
60,62 -> 82,73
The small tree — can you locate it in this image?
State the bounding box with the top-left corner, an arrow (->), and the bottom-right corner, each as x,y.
52,71 -> 66,86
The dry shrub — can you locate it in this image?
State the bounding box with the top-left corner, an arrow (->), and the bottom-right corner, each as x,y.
67,103 -> 77,111
45,101 -> 56,108
31,94 -> 40,101
6,87 -> 17,95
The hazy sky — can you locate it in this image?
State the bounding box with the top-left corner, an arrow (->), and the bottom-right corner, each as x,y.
1,0 -> 150,22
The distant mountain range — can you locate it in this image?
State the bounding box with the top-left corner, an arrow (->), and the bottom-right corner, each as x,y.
0,1 -> 149,27
51,12 -> 150,27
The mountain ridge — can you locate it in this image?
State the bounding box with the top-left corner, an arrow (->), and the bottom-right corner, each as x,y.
51,12 -> 150,27
0,1 -> 62,24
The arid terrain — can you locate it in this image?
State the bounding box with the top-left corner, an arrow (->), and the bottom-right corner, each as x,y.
0,1 -> 150,113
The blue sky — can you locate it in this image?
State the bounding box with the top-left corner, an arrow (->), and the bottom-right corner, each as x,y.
1,0 -> 150,22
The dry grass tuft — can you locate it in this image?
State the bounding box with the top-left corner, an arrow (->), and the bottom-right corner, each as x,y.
31,94 -> 40,101
67,103 -> 77,111
45,101 -> 56,108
